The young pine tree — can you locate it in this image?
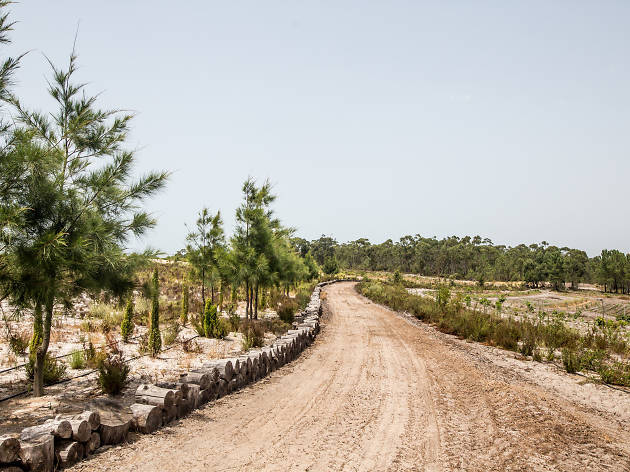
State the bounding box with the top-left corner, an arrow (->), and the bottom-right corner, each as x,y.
147,269 -> 162,356
180,282 -> 189,325
203,299 -> 218,338
120,299 -> 134,342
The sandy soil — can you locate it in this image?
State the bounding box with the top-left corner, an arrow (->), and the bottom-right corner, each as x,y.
70,282 -> 630,472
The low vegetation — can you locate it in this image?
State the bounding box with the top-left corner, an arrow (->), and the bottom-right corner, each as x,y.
357,280 -> 630,387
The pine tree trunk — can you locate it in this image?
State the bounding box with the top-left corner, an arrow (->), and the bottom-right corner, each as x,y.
211,284 -> 215,304
245,281 -> 250,319
254,283 -> 259,320
34,289 -> 55,397
201,268 -> 206,308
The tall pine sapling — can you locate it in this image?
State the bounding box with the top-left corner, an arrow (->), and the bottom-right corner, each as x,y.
148,269 -> 161,356
120,299 -> 134,342
203,299 -> 218,338
180,282 -> 189,325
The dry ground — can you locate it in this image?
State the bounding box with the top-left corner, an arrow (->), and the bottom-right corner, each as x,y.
71,282 -> 630,471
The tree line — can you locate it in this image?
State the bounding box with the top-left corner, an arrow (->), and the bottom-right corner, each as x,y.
295,235 -> 630,293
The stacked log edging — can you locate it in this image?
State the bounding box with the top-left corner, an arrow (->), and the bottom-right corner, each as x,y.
1,281 -> 341,472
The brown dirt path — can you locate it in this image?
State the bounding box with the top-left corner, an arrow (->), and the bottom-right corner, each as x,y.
71,282 -> 630,471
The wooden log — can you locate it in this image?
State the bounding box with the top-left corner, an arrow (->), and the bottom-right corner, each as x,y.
0,435 -> 20,464
192,365 -> 219,383
18,432 -> 54,472
87,398 -> 132,446
157,381 -> 188,400
0,466 -> 24,472
84,432 -> 100,455
67,419 -> 90,443
229,378 -> 238,393
179,372 -> 211,390
216,379 -> 228,398
130,403 -> 162,434
207,360 -> 234,382
182,383 -> 200,409
135,384 -> 175,409
162,404 -> 177,425
21,420 -> 72,441
177,398 -> 192,418
55,440 -> 82,468
74,411 -> 100,431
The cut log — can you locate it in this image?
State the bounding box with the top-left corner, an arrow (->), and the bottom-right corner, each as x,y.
18,432 -> 54,472
183,383 -> 200,408
74,411 -> 100,431
216,379 -> 228,398
84,432 -> 100,455
157,381 -> 188,402
229,378 -> 238,393
67,419 -> 90,443
192,365 -> 219,383
87,398 -> 132,446
0,435 -> 20,464
21,420 -> 72,441
179,372 -> 211,390
130,403 -> 162,434
205,360 -> 233,382
177,398 -> 192,418
199,383 -> 217,404
135,384 -> 175,409
162,404 -> 177,425
55,440 -> 82,468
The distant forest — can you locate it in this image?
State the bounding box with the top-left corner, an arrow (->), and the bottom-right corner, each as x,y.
292,235 -> 630,293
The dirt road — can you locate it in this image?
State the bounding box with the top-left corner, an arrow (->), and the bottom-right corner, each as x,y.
73,282 -> 630,471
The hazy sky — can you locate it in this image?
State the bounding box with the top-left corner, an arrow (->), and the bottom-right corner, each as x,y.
5,1 -> 629,256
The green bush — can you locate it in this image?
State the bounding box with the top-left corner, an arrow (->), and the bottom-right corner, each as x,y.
277,299 -> 297,324
147,269 -> 162,357
120,299 -> 134,342
98,350 -> 130,395
203,300 -> 219,338
562,348 -> 580,374
240,320 -> 264,350
8,331 -> 29,356
25,354 -> 67,385
322,257 -> 339,275
163,322 -> 180,346
70,350 -> 85,369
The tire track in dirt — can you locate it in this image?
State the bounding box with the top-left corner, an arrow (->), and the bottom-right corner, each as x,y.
72,282 -> 630,472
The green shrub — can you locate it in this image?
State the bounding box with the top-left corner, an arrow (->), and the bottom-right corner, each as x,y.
98,350 -> 130,395
70,350 -> 85,369
322,257 -> 339,275
203,300 -> 219,337
120,299 -> 134,342
147,269 -> 162,357
25,354 -> 67,385
163,322 -> 180,346
277,299 -> 297,324
240,320 -> 264,350
84,340 -> 107,369
228,309 -> 240,332
8,331 -> 29,356
562,348 -> 580,374
216,318 -> 229,339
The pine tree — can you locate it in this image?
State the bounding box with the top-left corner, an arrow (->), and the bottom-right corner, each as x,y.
180,282 -> 189,325
148,269 -> 162,356
120,299 -> 134,342
29,300 -> 43,354
203,299 -> 218,338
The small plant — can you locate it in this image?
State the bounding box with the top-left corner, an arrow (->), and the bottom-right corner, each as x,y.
163,321 -> 180,346
322,256 -> 339,275
147,269 -> 162,357
228,307 -> 240,332
120,299 -> 134,342
98,344 -> 130,395
277,298 -> 297,324
562,348 -> 580,374
241,320 -> 264,350
435,286 -> 451,309
203,300 -> 219,338
8,331 -> 29,356
392,270 -> 402,285
25,354 -> 67,385
70,350 -> 86,369
182,338 -> 202,353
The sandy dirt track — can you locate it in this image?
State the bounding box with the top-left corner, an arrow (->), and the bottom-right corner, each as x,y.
72,282 -> 630,471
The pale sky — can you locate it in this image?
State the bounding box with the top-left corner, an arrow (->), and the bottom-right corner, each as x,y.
5,1 -> 629,256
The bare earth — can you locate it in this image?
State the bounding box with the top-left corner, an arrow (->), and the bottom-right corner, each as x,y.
71,282 -> 630,471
